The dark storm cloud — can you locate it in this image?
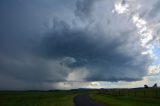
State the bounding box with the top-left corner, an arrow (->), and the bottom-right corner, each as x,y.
40,17 -> 150,82
148,0 -> 160,18
0,0 -> 155,90
0,0 -> 75,89
74,0 -> 96,20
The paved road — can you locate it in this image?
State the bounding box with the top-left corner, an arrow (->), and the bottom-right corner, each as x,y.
74,94 -> 106,106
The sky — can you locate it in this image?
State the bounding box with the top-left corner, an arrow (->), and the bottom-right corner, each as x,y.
0,0 -> 160,90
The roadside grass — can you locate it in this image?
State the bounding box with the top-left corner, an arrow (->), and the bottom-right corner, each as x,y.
90,89 -> 160,106
0,91 -> 76,106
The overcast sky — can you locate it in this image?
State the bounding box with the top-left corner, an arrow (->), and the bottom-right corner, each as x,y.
0,0 -> 160,90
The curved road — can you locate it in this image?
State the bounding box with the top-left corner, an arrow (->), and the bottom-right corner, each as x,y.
74,94 -> 106,106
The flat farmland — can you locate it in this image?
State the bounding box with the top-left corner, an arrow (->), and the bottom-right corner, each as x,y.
91,88 -> 160,106
0,88 -> 160,106
0,91 -> 76,106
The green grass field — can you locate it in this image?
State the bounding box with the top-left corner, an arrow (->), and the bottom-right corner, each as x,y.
0,91 -> 77,106
91,88 -> 160,106
0,89 -> 160,106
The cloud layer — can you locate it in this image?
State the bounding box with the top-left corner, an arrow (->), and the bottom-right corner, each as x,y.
0,0 -> 159,90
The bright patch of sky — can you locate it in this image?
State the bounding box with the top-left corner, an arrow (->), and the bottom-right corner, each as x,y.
84,0 -> 160,89
113,0 -> 160,75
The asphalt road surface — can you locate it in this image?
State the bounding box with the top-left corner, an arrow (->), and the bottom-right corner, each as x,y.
74,94 -> 106,106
